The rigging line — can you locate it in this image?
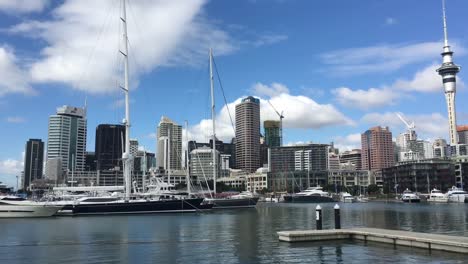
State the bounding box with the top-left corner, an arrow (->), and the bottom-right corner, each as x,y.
212,55 -> 236,135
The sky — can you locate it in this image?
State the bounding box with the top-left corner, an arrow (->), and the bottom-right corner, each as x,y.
0,0 -> 467,188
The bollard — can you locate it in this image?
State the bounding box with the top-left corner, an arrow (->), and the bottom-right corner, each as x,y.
334,204 -> 341,229
316,205 -> 322,230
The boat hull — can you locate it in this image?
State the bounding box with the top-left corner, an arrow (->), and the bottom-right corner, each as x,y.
283,195 -> 335,203
71,198 -> 204,215
205,197 -> 259,209
402,198 -> 421,203
448,195 -> 468,203
0,204 -> 62,218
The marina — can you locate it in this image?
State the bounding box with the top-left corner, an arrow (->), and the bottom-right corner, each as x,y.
1,202 -> 468,263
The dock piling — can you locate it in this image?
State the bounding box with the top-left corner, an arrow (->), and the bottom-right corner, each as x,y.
334,204 -> 341,229
316,205 -> 322,230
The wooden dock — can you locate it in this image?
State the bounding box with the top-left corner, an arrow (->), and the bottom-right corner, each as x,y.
278,228 -> 468,254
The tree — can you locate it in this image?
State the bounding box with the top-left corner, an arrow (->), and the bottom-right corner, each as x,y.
367,184 -> 380,195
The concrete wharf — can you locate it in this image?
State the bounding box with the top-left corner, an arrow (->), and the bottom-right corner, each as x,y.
278,228 -> 468,254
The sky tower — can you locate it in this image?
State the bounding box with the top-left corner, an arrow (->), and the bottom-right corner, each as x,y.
436,0 -> 461,146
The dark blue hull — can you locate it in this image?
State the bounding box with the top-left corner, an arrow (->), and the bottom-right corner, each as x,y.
71,198 -> 204,215
283,195 -> 335,203
206,197 -> 259,209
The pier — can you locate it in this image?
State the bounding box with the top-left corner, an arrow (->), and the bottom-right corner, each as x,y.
278,228 -> 468,254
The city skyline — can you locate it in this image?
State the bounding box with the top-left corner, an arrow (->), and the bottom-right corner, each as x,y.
1,0 -> 468,187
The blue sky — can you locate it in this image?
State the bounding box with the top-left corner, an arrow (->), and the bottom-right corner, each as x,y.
0,0 -> 467,188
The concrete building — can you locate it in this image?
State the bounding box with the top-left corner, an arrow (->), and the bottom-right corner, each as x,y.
361,126 -> 394,170
47,105 -> 87,173
157,116 -> 182,170
328,170 -> 372,192
433,138 -> 448,158
190,146 -> 220,183
45,158 -> 62,182
246,167 -> 268,193
235,96 -> 261,173
95,124 -> 125,171
264,120 -> 281,147
340,149 -> 362,170
23,139 -> 44,190
130,139 -> 139,156
188,139 -> 236,170
328,152 -> 340,170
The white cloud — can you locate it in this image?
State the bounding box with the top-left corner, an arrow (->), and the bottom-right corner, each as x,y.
188,82 -> 354,143
0,46 -> 35,97
385,17 -> 397,25
0,158 -> 23,175
0,0 -> 49,14
361,112 -> 448,140
321,41 -> 465,76
333,133 -> 361,151
10,0 -> 236,94
332,87 -> 399,109
252,82 -> 289,98
251,34 -> 288,47
6,116 -> 26,123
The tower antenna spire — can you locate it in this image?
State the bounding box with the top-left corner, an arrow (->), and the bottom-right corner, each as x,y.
442,0 -> 449,48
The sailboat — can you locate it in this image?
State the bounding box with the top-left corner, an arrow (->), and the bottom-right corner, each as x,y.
200,49 -> 259,209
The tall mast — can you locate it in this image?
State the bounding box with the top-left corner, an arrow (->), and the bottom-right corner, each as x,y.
185,120 -> 191,195
210,48 -> 217,195
121,0 -> 132,201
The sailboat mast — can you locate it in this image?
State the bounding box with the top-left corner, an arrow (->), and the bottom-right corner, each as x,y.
209,48 -> 217,195
185,120 -> 191,195
121,0 -> 132,201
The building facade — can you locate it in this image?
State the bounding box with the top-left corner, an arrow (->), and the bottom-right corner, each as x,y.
339,149 -> 362,170
458,125 -> 468,144
190,146 -> 220,183
23,139 -> 44,190
95,124 -> 125,171
361,126 -> 394,170
235,96 -> 261,173
156,116 -> 182,170
47,105 -> 87,173
264,120 -> 281,147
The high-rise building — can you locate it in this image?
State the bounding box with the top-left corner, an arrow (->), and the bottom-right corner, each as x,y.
47,105 -> 87,173
264,120 -> 281,147
235,96 -> 261,173
340,149 -> 362,170
95,124 -> 125,171
156,116 -> 182,170
328,152 -> 340,170
433,138 -> 448,158
361,126 -> 394,170
457,125 -> 468,144
436,1 -> 461,146
130,139 -> 139,156
23,139 -> 44,190
190,146 -> 220,182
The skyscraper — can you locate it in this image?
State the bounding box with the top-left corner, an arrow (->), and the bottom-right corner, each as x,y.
46,105 -> 87,173
436,0 -> 461,146
130,139 -> 139,156
156,116 -> 182,170
361,126 -> 394,170
264,120 -> 281,147
457,125 -> 468,144
95,124 -> 125,171
235,96 -> 261,173
23,139 -> 44,190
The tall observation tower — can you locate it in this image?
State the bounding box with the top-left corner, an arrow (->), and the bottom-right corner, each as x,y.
436,0 -> 461,146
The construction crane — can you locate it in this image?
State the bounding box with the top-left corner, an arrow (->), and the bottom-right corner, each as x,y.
267,100 -> 284,146
396,112 -> 416,141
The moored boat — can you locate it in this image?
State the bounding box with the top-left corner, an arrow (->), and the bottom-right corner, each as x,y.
401,189 -> 421,203
446,186 -> 468,203
427,188 -> 449,203
0,197 -> 63,218
283,187 -> 335,203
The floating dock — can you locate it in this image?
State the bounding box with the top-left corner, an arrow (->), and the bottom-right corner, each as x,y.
278,228 -> 468,254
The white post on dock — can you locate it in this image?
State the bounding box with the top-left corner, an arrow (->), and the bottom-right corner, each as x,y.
316,205 -> 322,230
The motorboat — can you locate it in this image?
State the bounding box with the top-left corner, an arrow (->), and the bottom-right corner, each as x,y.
446,186 -> 468,203
356,195 -> 369,203
203,191 -> 259,209
427,188 -> 449,203
401,189 -> 421,203
340,192 -> 355,203
0,196 -> 63,218
283,187 -> 335,203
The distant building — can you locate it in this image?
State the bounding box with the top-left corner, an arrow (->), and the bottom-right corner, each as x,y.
23,139 -> 44,190
361,126 -> 394,170
188,139 -> 236,169
130,139 -> 139,156
95,124 -> 125,171
328,152 -> 340,170
246,167 -> 268,192
339,149 -> 362,170
47,105 -> 87,173
264,120 -> 281,147
45,158 -> 62,182
190,146 -> 220,183
433,138 -> 448,158
457,125 -> 468,144
328,170 -> 372,192
235,96 -> 261,173
85,152 -> 96,171
157,116 -> 182,170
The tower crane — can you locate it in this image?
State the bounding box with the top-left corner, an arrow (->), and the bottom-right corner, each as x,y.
396,112 -> 416,141
267,100 -> 284,146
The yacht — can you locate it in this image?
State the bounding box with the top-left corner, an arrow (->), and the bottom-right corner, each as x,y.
283,187 -> 335,203
427,188 -> 449,203
340,192 -> 355,203
0,196 -> 63,218
446,186 -> 468,203
203,191 -> 259,209
401,189 -> 421,203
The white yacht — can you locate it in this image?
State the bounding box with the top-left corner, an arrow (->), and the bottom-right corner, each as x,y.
446,186 -> 468,203
340,192 -> 355,203
284,187 -> 335,203
0,196 -> 63,218
401,189 -> 421,203
427,188 -> 449,203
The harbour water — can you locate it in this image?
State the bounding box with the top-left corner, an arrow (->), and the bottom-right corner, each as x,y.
0,202 -> 467,263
